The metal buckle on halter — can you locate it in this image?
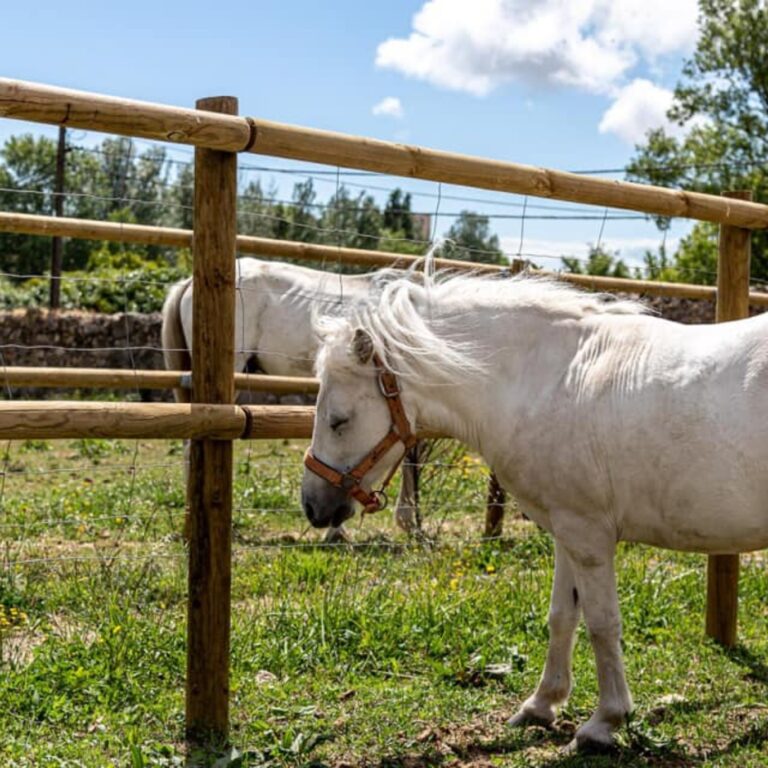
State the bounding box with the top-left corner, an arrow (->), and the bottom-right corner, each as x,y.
363,489 -> 388,514
377,370 -> 400,398
340,473 -> 357,491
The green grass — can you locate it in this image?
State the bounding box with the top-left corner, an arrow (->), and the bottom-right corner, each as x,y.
0,438 -> 767,766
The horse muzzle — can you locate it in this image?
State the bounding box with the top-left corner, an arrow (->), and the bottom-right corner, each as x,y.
301,485 -> 355,529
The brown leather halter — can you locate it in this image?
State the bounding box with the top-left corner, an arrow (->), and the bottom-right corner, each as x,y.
304,352 -> 417,514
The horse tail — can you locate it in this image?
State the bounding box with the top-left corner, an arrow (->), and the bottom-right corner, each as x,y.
161,276 -> 192,403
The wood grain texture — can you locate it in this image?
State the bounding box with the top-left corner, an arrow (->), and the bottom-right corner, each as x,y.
185,96 -> 238,741
248,119 -> 768,229
0,401 -> 245,439
2,78 -> 768,228
3,211 -> 768,306
239,406 -> 443,441
0,402 -> 449,441
0,366 -> 319,394
0,78 -> 249,151
706,190 -> 752,649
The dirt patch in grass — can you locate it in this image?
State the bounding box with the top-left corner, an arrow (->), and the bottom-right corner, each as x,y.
1,627 -> 44,667
0,611 -> 97,668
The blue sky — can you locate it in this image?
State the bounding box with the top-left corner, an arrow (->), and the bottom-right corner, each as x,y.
1,0 -> 703,270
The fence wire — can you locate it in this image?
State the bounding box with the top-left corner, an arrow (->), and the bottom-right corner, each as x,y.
0,136 -> 763,589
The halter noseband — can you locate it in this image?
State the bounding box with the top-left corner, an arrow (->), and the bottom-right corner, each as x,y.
304,352 -> 417,515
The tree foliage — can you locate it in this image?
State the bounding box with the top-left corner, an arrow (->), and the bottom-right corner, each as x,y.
561,246 -> 631,278
0,135 -> 506,309
627,0 -> 768,282
440,212 -> 505,264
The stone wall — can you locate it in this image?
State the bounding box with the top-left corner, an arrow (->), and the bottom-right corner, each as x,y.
0,295 -> 764,399
0,309 -> 167,400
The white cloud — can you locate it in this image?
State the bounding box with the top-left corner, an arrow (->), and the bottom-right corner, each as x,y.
372,96 -> 404,119
598,78 -> 710,145
598,79 -> 676,144
376,0 -> 699,97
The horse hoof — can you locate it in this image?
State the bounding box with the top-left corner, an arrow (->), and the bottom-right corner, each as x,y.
507,707 -> 555,729
566,730 -> 616,754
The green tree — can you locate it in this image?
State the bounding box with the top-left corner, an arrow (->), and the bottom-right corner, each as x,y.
627,0 -> 768,281
0,135 -> 57,275
383,188 -> 414,240
561,245 -> 631,278
288,179 -> 319,243
671,222 -> 720,284
163,162 -> 194,231
319,186 -> 384,250
238,178 -> 277,238
441,211 -> 504,264
0,135 -> 177,274
637,245 -> 680,282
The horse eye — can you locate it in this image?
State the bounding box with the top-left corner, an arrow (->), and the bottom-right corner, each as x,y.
330,416 -> 350,433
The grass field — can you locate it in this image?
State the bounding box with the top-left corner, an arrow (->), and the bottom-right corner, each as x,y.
1,436 -> 768,767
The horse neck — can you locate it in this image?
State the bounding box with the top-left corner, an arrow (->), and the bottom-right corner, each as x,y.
403,302 -> 583,465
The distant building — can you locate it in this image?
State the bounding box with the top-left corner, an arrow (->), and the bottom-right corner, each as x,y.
410,213 -> 431,241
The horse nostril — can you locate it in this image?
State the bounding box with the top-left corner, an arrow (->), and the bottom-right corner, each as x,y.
332,503 -> 352,527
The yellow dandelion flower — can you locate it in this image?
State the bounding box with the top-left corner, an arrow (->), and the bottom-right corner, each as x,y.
449,578 -> 459,590
485,564 -> 496,574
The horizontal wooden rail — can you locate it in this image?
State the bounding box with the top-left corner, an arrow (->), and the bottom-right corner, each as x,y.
238,406 -> 445,439
0,365 -> 319,394
0,211 -> 487,272
0,402 -> 246,440
0,401 -> 440,441
2,211 -> 768,306
2,79 -> 768,229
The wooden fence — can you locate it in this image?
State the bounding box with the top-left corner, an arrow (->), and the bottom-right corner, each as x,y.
3,210 -> 768,306
1,77 -> 766,740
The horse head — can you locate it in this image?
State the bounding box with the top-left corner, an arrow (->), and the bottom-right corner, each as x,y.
301,321 -> 416,529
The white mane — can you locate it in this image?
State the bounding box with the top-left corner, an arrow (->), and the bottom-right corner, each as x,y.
315,270 -> 649,384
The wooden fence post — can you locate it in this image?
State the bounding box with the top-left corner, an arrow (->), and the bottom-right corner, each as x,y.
186,95 -> 238,740
705,190 -> 753,648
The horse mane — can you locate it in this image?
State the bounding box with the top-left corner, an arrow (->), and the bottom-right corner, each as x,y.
315,269 -> 649,384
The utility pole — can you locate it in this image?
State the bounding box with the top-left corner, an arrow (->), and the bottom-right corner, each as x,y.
49,126 -> 66,310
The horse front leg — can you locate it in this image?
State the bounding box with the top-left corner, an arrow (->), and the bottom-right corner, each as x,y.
563,541 -> 632,752
509,541 -> 580,727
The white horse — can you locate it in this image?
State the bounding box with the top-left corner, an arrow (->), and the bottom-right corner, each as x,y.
300,270 -> 768,752
161,257 -> 424,540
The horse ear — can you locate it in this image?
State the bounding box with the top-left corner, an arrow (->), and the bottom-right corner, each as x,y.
352,328 -> 374,365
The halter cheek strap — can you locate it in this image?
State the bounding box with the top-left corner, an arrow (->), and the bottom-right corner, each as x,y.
303,352 -> 417,514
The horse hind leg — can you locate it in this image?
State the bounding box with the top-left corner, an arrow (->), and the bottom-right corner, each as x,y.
561,535 -> 632,752
509,540 -> 580,728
